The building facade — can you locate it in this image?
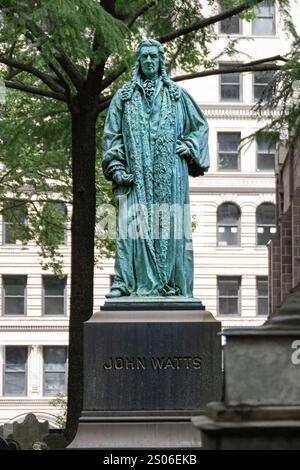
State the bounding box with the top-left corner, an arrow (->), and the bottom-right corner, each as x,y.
0,1 -> 297,425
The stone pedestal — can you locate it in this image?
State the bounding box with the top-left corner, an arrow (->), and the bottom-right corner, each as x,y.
193,289 -> 300,450
68,298 -> 222,449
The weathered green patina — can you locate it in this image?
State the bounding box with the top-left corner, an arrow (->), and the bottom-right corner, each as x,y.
102,39 -> 209,298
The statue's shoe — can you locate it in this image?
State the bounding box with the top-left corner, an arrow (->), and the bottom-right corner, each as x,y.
105,288 -> 123,299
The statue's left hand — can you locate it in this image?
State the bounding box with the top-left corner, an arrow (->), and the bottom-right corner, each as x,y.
176,141 -> 191,160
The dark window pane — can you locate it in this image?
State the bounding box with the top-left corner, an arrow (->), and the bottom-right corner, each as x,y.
219,278 -> 240,297
221,84 -> 240,101
44,373 -> 66,396
218,132 -> 240,150
220,64 -> 241,102
6,347 -> 27,369
220,16 -> 240,34
218,152 -> 240,170
3,276 -> 26,295
218,226 -> 239,246
218,203 -> 240,224
5,347 -> 27,396
256,204 -> 276,225
3,204 -> 27,245
254,70 -> 274,101
4,224 -> 16,244
43,276 -> 65,295
219,297 -> 239,315
44,347 -> 67,396
257,134 -> 276,171
221,72 -> 240,84
4,297 -> 25,315
252,1 -> 275,35
253,18 -> 274,35
258,298 -> 268,316
44,347 -> 67,369
257,226 -> 276,245
257,276 -> 268,315
218,277 -> 241,315
5,373 -> 26,395
257,152 -> 275,171
218,133 -> 240,170
44,298 -> 65,315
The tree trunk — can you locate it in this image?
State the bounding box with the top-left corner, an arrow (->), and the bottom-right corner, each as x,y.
65,104 -> 97,441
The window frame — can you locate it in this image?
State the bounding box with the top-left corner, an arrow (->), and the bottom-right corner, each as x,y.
253,69 -> 275,103
217,276 -> 241,316
256,135 -> 276,172
256,203 -> 276,246
43,346 -> 68,397
42,275 -> 67,316
3,346 -> 28,396
256,276 -> 269,316
217,131 -> 241,172
2,204 -> 27,245
219,4 -> 242,35
2,275 -> 27,317
217,202 -> 241,247
219,63 -> 242,103
252,0 -> 276,36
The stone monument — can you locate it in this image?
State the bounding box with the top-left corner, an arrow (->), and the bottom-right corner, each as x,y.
69,39 -> 222,449
193,287 -> 300,450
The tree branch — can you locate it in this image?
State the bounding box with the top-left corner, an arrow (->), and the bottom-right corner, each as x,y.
55,48 -> 84,91
125,1 -> 158,28
4,80 -> 67,101
0,56 -> 66,94
101,64 -> 127,91
158,0 -> 265,44
172,62 -> 283,83
97,56 -> 287,112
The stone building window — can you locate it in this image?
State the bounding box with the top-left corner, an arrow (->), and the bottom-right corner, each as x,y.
2,202 -> 27,245
252,0 -> 275,35
253,70 -> 274,102
43,347 -> 68,396
217,132 -> 241,171
4,346 -> 28,396
256,134 -> 276,171
219,4 -> 241,34
2,275 -> 27,316
218,276 -> 241,315
256,203 -> 276,245
217,203 -> 241,246
257,276 -> 269,315
42,276 -> 67,316
220,64 -> 241,102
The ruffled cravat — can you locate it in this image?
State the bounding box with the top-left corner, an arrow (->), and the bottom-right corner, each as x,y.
143,78 -> 157,102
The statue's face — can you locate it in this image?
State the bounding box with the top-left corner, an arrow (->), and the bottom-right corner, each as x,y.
139,46 -> 160,79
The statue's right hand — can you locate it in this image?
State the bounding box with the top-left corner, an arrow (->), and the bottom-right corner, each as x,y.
113,170 -> 134,186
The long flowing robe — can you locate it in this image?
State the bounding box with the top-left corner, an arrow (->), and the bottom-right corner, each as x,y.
102,78 -> 209,297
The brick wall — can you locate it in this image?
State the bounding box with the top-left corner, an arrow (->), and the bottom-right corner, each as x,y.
268,141 -> 300,316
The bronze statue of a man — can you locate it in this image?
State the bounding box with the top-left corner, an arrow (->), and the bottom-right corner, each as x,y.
102,39 -> 209,298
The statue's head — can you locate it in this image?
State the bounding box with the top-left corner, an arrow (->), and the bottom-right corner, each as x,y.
121,39 -> 180,101
136,39 -> 164,79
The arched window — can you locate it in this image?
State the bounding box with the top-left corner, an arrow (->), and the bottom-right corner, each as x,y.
256,203 -> 276,246
2,202 -> 27,245
217,203 -> 241,246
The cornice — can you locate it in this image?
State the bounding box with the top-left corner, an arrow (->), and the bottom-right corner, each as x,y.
0,398 -> 56,406
201,104 -> 279,121
0,324 -> 68,332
